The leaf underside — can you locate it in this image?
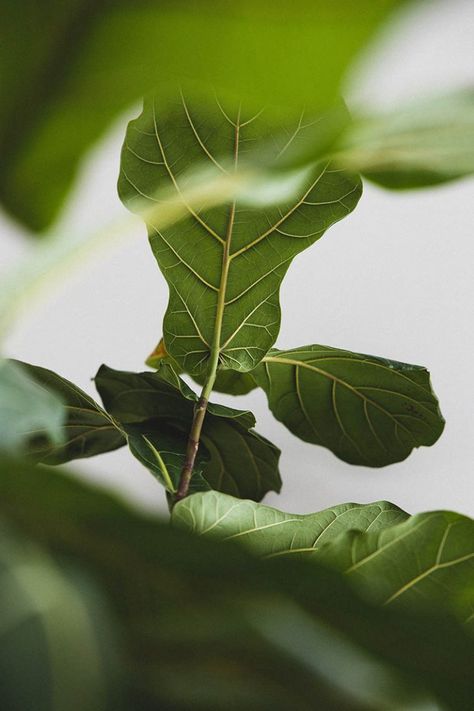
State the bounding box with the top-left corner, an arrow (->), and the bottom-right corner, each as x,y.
254,344 -> 445,467
119,91 -> 362,375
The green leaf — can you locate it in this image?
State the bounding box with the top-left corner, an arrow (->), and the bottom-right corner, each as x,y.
95,363 -> 281,500
0,518 -> 121,711
173,491 -> 409,557
119,92 -> 362,375
0,0 -> 402,231
0,360 -> 65,455
338,90 -> 474,188
12,360 -> 125,464
254,344 -> 444,467
1,459 -> 473,710
319,511 -> 474,631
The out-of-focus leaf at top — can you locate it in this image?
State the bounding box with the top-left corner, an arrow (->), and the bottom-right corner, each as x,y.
0,360 -> 65,455
337,90 -> 474,188
0,0 -> 405,232
119,92 -> 361,375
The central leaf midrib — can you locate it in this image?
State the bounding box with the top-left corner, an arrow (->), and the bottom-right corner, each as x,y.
208,108 -> 241,372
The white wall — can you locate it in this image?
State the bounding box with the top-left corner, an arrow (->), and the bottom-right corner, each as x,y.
2,0 -> 473,516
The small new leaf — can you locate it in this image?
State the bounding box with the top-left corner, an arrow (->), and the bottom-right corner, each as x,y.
254,344 -> 445,467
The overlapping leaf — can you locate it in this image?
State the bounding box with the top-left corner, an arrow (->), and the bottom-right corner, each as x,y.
95,364 -> 281,499
254,344 -> 444,467
0,360 -> 65,454
12,360 -> 125,463
173,490 -> 409,557
174,490 -> 474,632
119,92 -> 362,375
318,511 -> 474,630
1,459 -> 474,710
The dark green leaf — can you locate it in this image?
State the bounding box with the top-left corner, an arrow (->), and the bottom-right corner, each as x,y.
119,92 -> 362,375
254,344 -> 444,467
173,491 -> 409,557
338,90 -> 474,188
0,519 -> 121,711
0,0 -> 402,231
95,363 -> 281,500
0,459 -> 473,710
13,360 -> 125,464
0,360 -> 64,454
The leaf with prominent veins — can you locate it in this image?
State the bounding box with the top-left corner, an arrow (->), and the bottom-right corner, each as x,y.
254,344 -> 444,467
172,490 -> 408,558
318,510 -> 474,629
119,92 -> 361,375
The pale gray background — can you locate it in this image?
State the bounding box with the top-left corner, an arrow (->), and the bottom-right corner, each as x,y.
2,0 -> 473,516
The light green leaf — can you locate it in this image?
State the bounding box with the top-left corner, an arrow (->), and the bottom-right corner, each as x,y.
318,511 -> 474,630
119,92 -> 362,375
338,89 -> 474,188
172,491 -> 409,558
0,0 -> 402,231
12,360 -> 125,464
0,360 -> 64,454
95,364 -> 281,500
254,344 -> 444,467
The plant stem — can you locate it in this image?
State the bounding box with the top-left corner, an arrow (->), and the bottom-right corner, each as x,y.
175,111 -> 240,502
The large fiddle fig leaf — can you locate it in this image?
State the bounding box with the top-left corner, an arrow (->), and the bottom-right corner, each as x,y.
11,361 -> 125,463
0,0 -> 403,232
318,511 -> 474,631
118,92 -> 362,375
254,344 -> 444,467
1,460 -> 474,711
95,364 -> 281,500
172,491 -> 409,558
0,360 -> 64,455
338,89 -> 474,189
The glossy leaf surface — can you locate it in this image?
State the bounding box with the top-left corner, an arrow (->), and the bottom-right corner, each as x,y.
119,94 -> 361,375
254,344 -> 444,466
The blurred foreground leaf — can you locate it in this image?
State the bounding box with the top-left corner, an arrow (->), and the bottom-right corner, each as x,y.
0,0 -> 404,231
0,460 -> 473,709
339,89 -> 474,188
